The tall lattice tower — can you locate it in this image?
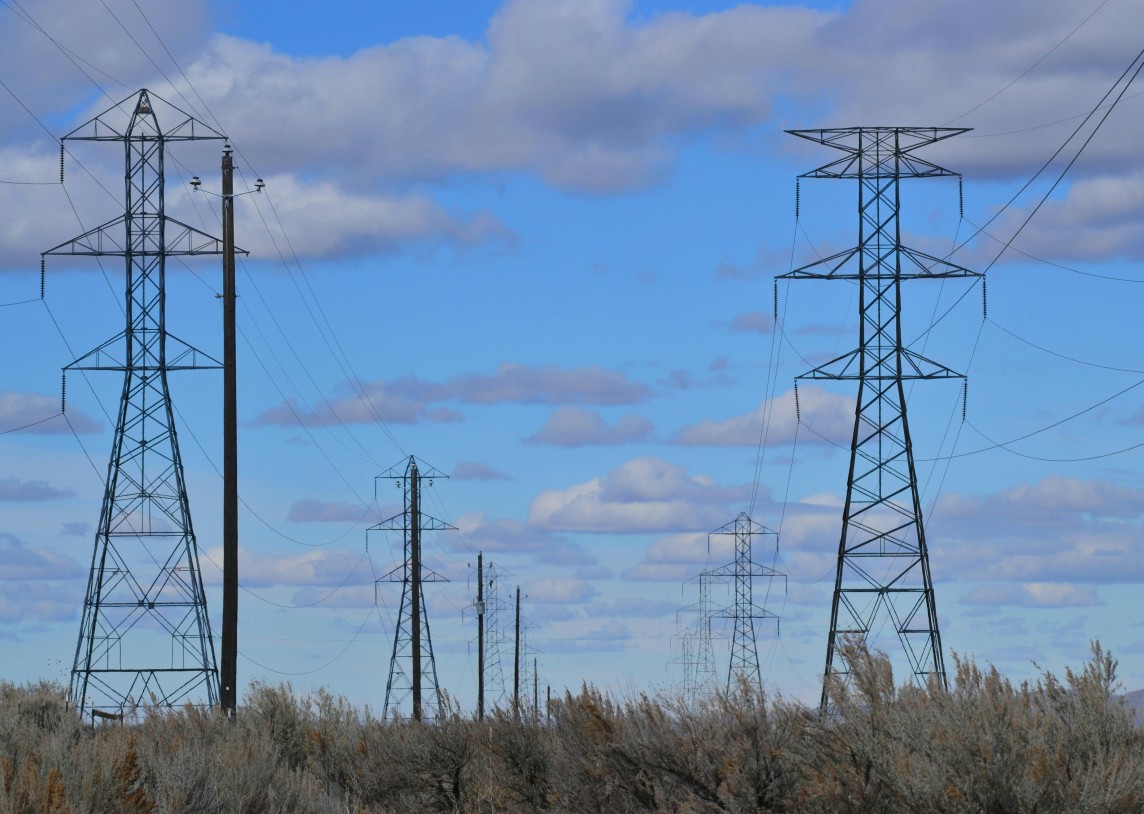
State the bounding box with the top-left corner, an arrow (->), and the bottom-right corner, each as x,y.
704,513 -> 783,693
675,514 -> 783,698
482,560 -> 511,710
375,456 -> 453,721
778,127 -> 980,709
45,89 -> 227,719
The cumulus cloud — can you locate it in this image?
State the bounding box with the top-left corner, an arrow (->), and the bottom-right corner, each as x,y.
675,385 -> 852,447
524,407 -> 653,446
529,457 -> 747,534
452,461 -> 512,481
961,583 -> 1103,609
0,391 -> 99,434
453,511 -> 557,553
203,544 -> 370,588
0,535 -> 84,580
544,620 -> 632,653
728,311 -> 775,334
286,499 -> 373,523
10,0 -> 1144,268
254,364 -> 650,427
239,175 -> 512,259
0,477 -> 74,502
524,577 -> 597,605
980,171 -> 1144,263
169,1 -> 824,194
0,581 -> 81,624
447,364 -> 650,405
932,476 -> 1144,585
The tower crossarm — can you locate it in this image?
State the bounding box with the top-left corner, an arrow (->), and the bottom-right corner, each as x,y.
780,245 -> 979,281
43,216 -> 242,258
787,127 -> 970,179
61,89 -> 226,144
795,346 -> 965,381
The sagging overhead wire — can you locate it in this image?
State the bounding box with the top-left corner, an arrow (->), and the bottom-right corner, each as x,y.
952,40 -> 1144,274
944,0 -> 1111,126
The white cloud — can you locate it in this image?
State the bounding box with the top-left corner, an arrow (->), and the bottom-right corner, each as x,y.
255,364 -> 650,428
0,390 -> 99,434
961,583 -> 1103,609
0,581 -> 80,624
675,385 -> 851,447
0,535 -> 84,580
0,476 -> 75,502
728,311 -> 775,334
202,544 -> 370,588
529,456 -> 747,533
524,406 -> 652,446
524,577 -> 597,604
981,171 -> 1144,263
453,511 -> 555,552
239,175 -> 512,260
452,461 -> 512,481
12,0 -> 1144,269
170,1 -> 825,194
286,499 -> 373,523
544,619 -> 632,653
932,476 -> 1144,584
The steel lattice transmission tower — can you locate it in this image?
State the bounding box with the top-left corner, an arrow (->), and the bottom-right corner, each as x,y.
704,513 -> 784,693
45,90 -> 228,719
673,572 -> 717,702
675,513 -> 784,698
481,560 -> 511,710
375,456 -> 454,722
778,127 -> 980,708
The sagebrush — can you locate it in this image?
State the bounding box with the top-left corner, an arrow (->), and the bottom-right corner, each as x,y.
1,641 -> 1140,813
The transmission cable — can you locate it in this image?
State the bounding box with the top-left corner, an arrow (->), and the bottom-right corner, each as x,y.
944,0 -> 1111,126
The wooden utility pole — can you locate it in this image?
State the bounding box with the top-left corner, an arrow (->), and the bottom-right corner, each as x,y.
220,144 -> 238,720
477,552 -> 485,721
513,586 -> 521,723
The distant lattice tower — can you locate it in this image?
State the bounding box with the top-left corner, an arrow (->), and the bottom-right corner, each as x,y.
703,513 -> 784,693
374,456 -> 454,722
778,127 -> 980,709
45,89 -> 228,720
482,561 -> 511,709
673,571 -> 718,702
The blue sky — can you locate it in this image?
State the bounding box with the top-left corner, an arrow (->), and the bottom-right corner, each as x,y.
4,0 -> 1144,712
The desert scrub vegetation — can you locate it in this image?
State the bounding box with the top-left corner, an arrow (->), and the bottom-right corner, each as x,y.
1,641 -> 1142,813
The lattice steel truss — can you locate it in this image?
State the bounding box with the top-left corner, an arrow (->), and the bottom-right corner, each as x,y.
482,561 -> 511,710
705,513 -> 783,693
676,513 -> 783,698
673,571 -> 717,703
375,456 -> 453,722
45,89 -> 227,720
778,127 -> 980,709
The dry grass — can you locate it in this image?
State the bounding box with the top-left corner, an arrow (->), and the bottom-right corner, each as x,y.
1,642 -> 1141,813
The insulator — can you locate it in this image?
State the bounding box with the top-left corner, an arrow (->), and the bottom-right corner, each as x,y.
794,380 -> 801,423
773,281 -> 779,321
59,143 -> 65,184
795,179 -> 800,221
40,257 -> 45,299
61,372 -> 66,413
962,381 -> 967,422
958,177 -> 963,219
982,277 -> 987,318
